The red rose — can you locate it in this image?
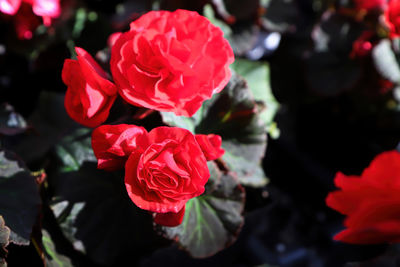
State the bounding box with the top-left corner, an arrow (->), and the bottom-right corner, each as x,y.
195,134 -> 225,161
385,0 -> 400,38
353,0 -> 386,11
62,47 -> 117,128
326,150 -> 400,244
110,9 -> 234,117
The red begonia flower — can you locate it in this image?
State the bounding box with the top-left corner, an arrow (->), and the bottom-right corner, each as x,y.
353,0 -> 386,11
124,126 -> 209,214
110,9 -> 234,117
195,134 -> 225,161
62,47 -> 117,128
91,124 -> 149,171
91,125 -> 225,226
326,150 -> 400,244
385,0 -> 400,38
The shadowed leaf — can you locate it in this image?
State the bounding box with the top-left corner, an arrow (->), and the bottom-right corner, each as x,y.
48,130 -> 164,266
0,150 -> 41,246
159,161 -> 245,258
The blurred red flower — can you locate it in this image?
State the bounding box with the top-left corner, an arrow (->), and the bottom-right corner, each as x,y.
385,0 -> 400,38
110,9 -> 234,117
62,47 -> 117,127
326,150 -> 400,244
0,0 -> 60,39
353,0 -> 386,11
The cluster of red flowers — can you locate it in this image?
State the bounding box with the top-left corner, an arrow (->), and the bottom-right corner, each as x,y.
347,0 -> 400,58
0,0 -> 60,39
62,9 -> 234,127
61,10 -> 233,226
92,125 -> 224,226
326,151 -> 400,244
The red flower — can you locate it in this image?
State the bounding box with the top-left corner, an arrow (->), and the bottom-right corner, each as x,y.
110,9 -> 234,117
91,125 -> 222,226
195,134 -> 225,161
353,0 -> 386,11
0,0 -> 60,38
385,0 -> 400,38
62,47 -> 117,128
326,150 -> 400,244
91,124 -> 149,171
124,126 -> 209,215
350,31 -> 374,58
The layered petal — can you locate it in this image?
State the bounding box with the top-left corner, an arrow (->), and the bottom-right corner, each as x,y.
62,47 -> 117,127
91,124 -> 149,171
326,150 -> 400,244
195,134 -> 225,161
110,9 -> 234,117
124,126 -> 209,214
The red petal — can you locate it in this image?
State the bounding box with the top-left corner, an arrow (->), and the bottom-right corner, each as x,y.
75,47 -> 117,96
91,124 -> 149,171
195,134 -> 225,161
31,0 -> 60,18
153,205 -> 185,227
0,0 -> 21,15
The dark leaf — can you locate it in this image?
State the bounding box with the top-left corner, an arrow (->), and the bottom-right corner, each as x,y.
14,92 -> 78,165
159,161 -> 245,258
48,131 -> 163,266
203,4 -> 259,56
54,128 -> 95,172
161,71 -> 269,187
305,51 -> 362,96
313,12 -> 364,54
230,58 -> 280,137
0,150 -> 41,245
261,0 -> 299,33
0,104 -> 28,136
0,216 -> 10,265
222,0 -> 259,22
345,245 -> 400,267
222,140 -> 268,187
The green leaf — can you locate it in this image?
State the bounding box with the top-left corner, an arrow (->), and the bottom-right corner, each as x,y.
161,71 -> 270,188
54,128 -> 95,172
159,112 -> 197,132
0,150 -> 41,246
42,230 -> 73,267
48,132 -> 163,266
203,4 -> 232,37
159,161 -> 245,258
222,140 -> 268,187
0,103 -> 28,136
230,58 -> 280,136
